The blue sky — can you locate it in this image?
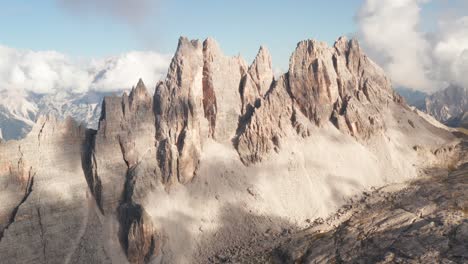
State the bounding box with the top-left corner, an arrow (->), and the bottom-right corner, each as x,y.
0,0 -> 465,66
0,0 -> 361,68
0,0 -> 467,92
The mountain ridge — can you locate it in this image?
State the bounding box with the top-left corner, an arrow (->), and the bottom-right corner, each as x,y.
0,36 -> 464,264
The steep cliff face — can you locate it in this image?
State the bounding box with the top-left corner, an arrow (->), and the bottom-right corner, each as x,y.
202,38 -> 248,142
236,37 -> 400,165
0,116 -> 116,263
154,38 -> 205,186
92,79 -> 160,263
0,36 -> 461,264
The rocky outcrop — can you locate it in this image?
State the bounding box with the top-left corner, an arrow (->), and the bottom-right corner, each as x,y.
240,46 -> 273,115
0,116 -> 107,263
236,76 -> 291,164
154,37 -> 249,185
202,38 -> 248,141
93,79 -> 159,262
273,164 -> 468,264
154,37 -> 205,185
290,37 -> 393,133
235,75 -> 313,164
0,36 -> 461,264
236,37 -> 397,164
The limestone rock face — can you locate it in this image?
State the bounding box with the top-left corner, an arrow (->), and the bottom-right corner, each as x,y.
154,37 -> 250,184
154,37 -> 205,185
240,46 -> 274,115
0,116 -> 114,263
289,39 -> 341,124
0,36 -> 460,264
236,37 -> 397,164
202,37 -> 248,141
236,76 -> 308,164
249,46 -> 274,96
274,164 -> 468,264
289,37 -> 393,127
93,79 -> 159,262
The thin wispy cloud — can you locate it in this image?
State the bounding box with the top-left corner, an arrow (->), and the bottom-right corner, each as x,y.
56,0 -> 159,26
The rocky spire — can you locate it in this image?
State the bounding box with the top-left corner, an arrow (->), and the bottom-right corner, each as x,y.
236,36 -> 396,164
249,45 -> 274,96
240,46 -> 274,115
154,36 -> 205,185
129,78 -> 151,110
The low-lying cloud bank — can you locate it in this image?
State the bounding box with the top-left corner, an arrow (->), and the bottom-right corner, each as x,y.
0,45 -> 171,94
358,0 -> 468,92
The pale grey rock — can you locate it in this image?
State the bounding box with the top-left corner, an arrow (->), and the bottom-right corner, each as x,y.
155,37 -> 205,186
93,79 -> 159,262
236,37 -> 397,164
0,36 -> 464,264
236,76 -> 296,164
248,46 -> 274,96
240,46 -> 274,115
202,37 -> 248,141
0,115 -> 113,263
288,39 -> 341,124
273,164 -> 468,264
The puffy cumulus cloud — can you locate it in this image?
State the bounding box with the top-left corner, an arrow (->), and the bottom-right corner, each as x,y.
56,0 -> 158,26
0,46 -> 91,94
432,17 -> 468,87
357,0 -> 432,90
89,51 -> 171,92
357,0 -> 468,92
0,45 -> 171,94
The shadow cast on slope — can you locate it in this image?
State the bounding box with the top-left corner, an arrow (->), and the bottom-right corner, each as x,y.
273,164 -> 468,264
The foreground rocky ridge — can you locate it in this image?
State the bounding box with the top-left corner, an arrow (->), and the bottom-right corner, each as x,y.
212,157 -> 468,263
0,36 -> 462,263
273,160 -> 468,264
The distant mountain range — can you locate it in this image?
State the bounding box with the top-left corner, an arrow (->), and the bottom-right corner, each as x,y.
0,89 -> 122,140
0,36 -> 465,264
396,85 -> 468,128
1,83 -> 465,142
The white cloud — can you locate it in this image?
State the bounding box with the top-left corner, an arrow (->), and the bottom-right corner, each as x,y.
357,0 -> 468,92
0,45 -> 171,94
89,51 -> 171,92
357,0 -> 432,90
432,16 -> 468,87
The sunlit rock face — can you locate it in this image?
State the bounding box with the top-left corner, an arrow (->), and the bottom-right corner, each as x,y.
273,163 -> 468,264
236,37 -> 401,165
0,36 -> 462,264
0,116 -> 102,263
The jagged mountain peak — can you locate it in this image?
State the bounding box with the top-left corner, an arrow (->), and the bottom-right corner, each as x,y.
203,36 -> 221,51
0,36 -> 463,264
176,36 -> 203,54
129,78 -> 151,108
